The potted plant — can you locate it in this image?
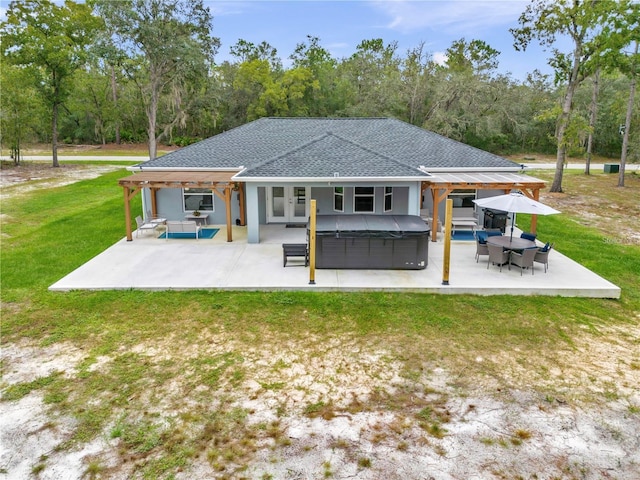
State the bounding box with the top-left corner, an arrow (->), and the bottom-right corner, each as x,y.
192,210 -> 201,217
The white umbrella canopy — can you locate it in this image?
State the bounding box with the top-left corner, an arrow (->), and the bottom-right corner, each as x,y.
473,192 -> 560,215
473,192 -> 560,239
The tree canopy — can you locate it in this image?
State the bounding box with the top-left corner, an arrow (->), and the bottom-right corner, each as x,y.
1,0 -> 637,175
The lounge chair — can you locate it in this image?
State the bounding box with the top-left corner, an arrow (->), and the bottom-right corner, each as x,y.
135,215 -> 156,237
510,247 -> 537,275
534,242 -> 554,273
146,209 -> 163,221
487,243 -> 509,272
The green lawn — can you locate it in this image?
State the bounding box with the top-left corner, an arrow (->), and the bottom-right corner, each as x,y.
2,166 -> 639,478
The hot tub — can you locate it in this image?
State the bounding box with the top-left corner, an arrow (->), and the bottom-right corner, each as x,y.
310,215 -> 429,269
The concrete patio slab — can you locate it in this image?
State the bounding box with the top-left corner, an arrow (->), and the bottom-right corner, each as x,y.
49,225 -> 621,298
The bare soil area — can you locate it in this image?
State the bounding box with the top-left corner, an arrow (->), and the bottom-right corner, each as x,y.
2,158 -> 640,479
2,326 -> 639,479
1,163 -> 122,196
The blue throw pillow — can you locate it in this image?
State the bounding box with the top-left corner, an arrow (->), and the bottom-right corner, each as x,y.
476,231 -> 488,243
487,230 -> 502,237
540,242 -> 550,252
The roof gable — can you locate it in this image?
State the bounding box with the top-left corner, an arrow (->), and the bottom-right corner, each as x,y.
236,131 -> 429,178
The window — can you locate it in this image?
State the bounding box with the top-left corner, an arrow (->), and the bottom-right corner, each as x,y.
333,187 -> 344,212
354,186 -> 375,213
384,187 -> 393,212
183,188 -> 214,212
448,189 -> 476,209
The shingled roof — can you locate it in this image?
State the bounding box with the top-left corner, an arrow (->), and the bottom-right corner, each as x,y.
235,132 -> 429,178
140,117 -> 520,175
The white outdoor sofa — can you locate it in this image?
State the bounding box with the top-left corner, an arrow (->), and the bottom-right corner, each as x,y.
165,220 -> 201,240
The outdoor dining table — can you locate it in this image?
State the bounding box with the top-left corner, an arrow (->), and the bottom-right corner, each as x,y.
487,236 -> 537,252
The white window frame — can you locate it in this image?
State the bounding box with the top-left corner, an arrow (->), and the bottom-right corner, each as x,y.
183,187 -> 215,212
384,187 -> 393,212
333,187 -> 344,212
354,186 -> 375,213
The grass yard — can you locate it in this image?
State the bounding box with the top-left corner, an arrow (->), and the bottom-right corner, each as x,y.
1,162 -> 639,479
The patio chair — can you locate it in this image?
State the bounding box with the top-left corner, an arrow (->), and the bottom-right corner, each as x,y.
135,215 -> 156,237
146,209 -> 162,221
510,247 -> 537,275
534,242 -> 554,273
487,243 -> 510,272
520,232 -> 537,242
475,231 -> 489,262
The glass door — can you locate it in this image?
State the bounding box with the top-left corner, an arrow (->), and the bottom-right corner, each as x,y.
290,186 -> 308,222
267,186 -> 309,223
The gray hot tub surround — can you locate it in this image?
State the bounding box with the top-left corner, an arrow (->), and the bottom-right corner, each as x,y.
310,214 -> 430,270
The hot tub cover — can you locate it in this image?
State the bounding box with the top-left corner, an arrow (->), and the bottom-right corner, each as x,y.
312,214 -> 429,238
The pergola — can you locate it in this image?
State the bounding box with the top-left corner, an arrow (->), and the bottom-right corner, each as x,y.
421,172 -> 547,241
118,171 -> 244,242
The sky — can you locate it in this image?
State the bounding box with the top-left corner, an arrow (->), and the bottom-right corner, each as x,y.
206,0 -> 565,81
0,0 -> 565,82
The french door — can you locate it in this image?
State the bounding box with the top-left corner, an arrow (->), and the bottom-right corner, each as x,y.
267,186 -> 309,223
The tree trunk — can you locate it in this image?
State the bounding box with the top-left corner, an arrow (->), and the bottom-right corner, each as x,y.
111,65 -> 120,145
12,108 -> 21,165
52,100 -> 59,168
585,68 -> 600,175
551,45 -> 583,193
618,64 -> 637,187
147,88 -> 158,160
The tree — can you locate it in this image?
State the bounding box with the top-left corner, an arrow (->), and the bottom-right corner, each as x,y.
511,0 -> 625,192
0,65 -> 44,164
230,39 -> 282,71
339,39 -> 402,117
585,68 -> 600,175
605,2 -> 640,187
445,38 -> 500,78
422,38 -> 504,145
91,0 -> 220,159
617,40 -> 638,187
400,42 -> 435,126
1,0 -> 101,167
290,36 -> 339,116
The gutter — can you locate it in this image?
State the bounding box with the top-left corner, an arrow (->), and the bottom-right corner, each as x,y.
231,175 -> 432,183
126,165 -> 244,173
419,167 -> 524,173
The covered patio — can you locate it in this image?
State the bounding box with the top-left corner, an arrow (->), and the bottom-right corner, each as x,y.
422,172 -> 547,241
118,171 -> 245,242
49,224 -> 620,298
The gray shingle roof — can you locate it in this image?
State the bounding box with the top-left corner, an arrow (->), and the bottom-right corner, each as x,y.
141,117 -> 519,175
235,132 -> 429,178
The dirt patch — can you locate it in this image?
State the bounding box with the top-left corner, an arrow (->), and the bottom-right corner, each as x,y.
1,325 -> 639,479
0,163 -> 122,199
533,170 -> 640,245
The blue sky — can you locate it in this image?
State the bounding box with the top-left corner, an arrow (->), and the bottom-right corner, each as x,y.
0,0 -> 562,81
207,0 -> 562,81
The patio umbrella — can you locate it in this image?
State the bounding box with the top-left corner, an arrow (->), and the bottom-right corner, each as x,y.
473,192 -> 560,240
